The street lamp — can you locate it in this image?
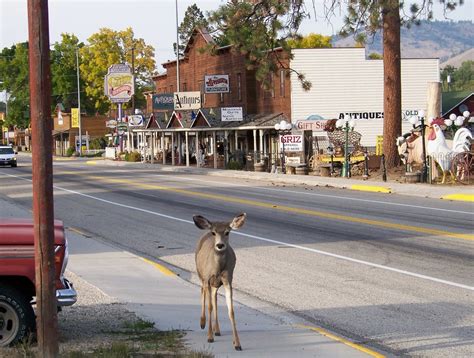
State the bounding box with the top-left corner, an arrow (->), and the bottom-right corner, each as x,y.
409,110 -> 428,183
336,116 -> 355,178
274,120 -> 292,174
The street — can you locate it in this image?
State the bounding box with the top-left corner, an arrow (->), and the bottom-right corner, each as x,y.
1,156 -> 473,357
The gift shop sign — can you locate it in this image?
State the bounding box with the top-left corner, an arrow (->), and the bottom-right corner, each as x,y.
279,135 -> 303,152
295,120 -> 328,132
104,64 -> 134,103
204,75 -> 229,93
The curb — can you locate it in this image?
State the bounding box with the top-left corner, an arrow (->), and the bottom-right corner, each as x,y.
350,185 -> 392,194
441,194 -> 474,202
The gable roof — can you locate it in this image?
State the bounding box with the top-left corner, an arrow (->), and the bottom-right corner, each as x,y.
184,27 -> 215,57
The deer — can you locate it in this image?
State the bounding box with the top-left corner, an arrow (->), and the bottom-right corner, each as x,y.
193,213 -> 246,351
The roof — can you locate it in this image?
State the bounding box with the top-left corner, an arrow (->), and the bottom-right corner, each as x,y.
442,92 -> 473,116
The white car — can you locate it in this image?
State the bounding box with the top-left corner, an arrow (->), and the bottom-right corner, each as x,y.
0,145 -> 17,167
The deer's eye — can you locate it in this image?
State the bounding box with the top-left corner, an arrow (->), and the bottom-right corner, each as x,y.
211,232 -> 216,236
224,231 -> 230,236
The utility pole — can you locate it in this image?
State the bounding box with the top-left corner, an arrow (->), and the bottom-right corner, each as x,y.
131,45 -> 135,113
175,0 -> 180,92
27,0 -> 59,357
76,47 -> 82,156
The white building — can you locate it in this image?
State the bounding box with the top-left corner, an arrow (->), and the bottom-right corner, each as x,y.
290,48 -> 440,147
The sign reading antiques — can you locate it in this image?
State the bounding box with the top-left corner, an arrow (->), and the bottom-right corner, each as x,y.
221,107 -> 243,122
104,64 -> 134,103
152,93 -> 174,110
279,134 -> 303,152
174,91 -> 201,110
204,75 -> 229,93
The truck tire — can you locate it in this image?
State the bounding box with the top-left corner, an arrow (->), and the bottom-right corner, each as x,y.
0,284 -> 35,346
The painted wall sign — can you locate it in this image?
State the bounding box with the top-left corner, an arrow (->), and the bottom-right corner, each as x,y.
204,75 -> 230,93
279,134 -> 303,152
295,120 -> 328,131
104,64 -> 134,103
174,91 -> 201,110
152,93 -> 174,110
338,110 -> 417,121
221,107 -> 243,121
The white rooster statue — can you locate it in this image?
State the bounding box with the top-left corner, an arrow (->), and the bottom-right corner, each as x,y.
427,124 -> 472,183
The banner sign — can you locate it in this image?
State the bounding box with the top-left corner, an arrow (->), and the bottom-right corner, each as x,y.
71,108 -> 79,128
174,91 -> 201,110
279,134 -> 303,152
204,75 -> 229,93
104,64 -> 134,103
128,114 -> 144,127
152,93 -> 174,110
221,107 -> 243,121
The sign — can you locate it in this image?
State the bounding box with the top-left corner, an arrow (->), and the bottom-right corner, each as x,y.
106,119 -> 117,128
75,135 -> 89,152
128,114 -> 144,127
295,120 -> 328,132
152,93 -> 174,110
204,75 -> 230,93
376,135 -> 383,155
338,110 -> 418,121
174,91 -> 201,110
221,107 -> 243,122
279,135 -> 303,152
117,122 -> 128,135
104,64 -> 134,103
71,108 -> 79,128
58,110 -> 64,125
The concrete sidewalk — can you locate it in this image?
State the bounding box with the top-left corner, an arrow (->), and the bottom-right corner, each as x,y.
66,229 -> 386,358
87,157 -> 474,202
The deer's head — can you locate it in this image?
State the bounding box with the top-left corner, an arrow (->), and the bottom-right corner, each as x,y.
193,213 -> 246,253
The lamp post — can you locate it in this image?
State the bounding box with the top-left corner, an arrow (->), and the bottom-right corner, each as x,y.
336,116 -> 355,178
409,110 -> 428,183
274,120 -> 292,174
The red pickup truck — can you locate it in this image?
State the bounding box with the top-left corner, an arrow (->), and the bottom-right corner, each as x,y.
0,219 -> 77,346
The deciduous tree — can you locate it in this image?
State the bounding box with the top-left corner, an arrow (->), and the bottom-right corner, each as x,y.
286,33 -> 332,48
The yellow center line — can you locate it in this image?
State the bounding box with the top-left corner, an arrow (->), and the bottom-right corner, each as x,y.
296,324 -> 385,358
57,172 -> 474,241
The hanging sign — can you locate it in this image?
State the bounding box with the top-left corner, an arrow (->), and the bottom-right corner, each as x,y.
152,93 -> 174,110
174,91 -> 201,110
104,64 -> 134,103
221,107 -> 243,121
71,108 -> 79,128
128,114 -> 144,127
279,134 -> 303,152
204,75 -> 230,93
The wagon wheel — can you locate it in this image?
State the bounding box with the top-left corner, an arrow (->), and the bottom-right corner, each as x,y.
451,152 -> 474,185
308,154 -> 324,171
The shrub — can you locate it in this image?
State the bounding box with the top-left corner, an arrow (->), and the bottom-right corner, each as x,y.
226,160 -> 243,170
125,151 -> 141,162
66,147 -> 75,157
89,136 -> 107,150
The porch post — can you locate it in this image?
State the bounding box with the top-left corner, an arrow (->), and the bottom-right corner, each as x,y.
234,130 -> 238,150
161,132 -> 165,164
150,132 -> 154,164
224,130 -> 229,166
259,129 -> 264,161
185,131 -> 190,167
171,132 -> 175,165
196,131 -> 200,167
253,129 -> 257,162
213,131 -> 217,169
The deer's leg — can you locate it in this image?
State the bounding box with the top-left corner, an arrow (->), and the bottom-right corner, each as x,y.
223,281 -> 241,350
207,284 -> 214,343
200,284 -> 206,329
211,286 -> 221,336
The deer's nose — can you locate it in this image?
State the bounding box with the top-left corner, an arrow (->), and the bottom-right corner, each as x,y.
216,243 -> 226,250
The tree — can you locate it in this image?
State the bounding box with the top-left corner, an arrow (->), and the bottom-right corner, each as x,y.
0,43 -> 30,129
286,33 -> 332,48
80,27 -> 155,114
174,4 -> 209,55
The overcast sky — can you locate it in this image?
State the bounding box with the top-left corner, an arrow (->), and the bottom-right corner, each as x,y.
1,1 -> 472,67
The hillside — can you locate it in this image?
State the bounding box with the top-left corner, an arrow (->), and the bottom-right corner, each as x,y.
332,20 -> 474,63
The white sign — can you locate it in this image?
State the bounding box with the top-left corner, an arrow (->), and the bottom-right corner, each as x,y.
221,107 -> 243,122
295,120 -> 328,132
104,64 -> 134,103
106,119 -> 118,128
279,134 -> 303,152
174,91 -> 201,110
127,114 -> 144,127
205,75 -> 230,93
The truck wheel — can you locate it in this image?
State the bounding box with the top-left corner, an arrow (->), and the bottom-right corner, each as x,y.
0,285 -> 35,346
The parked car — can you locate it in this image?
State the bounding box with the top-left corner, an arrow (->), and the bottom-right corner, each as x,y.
0,219 -> 77,346
0,145 -> 17,167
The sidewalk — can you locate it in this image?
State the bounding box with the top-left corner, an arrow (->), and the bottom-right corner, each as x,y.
86,157 -> 474,202
66,228 -> 387,358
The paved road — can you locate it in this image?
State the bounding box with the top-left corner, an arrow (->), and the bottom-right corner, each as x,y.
1,156 -> 473,357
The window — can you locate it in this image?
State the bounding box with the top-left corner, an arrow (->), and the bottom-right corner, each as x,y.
237,73 -> 242,101
169,85 -> 173,93
182,82 -> 187,91
280,69 -> 285,97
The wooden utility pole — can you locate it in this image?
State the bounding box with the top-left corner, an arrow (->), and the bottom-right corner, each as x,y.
27,0 -> 59,356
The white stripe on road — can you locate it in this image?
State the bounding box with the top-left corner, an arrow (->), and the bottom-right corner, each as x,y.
2,172 -> 474,292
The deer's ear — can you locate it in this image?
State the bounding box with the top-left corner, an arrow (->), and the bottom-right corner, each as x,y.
193,215 -> 212,230
230,213 -> 246,230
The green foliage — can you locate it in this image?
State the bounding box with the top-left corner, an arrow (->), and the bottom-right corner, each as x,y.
368,52 -> 383,59
441,61 -> 474,92
174,4 -> 209,55
125,151 -> 141,162
66,147 -> 76,157
286,33 -> 332,49
89,136 -> 107,150
226,160 -> 243,170
80,27 -> 156,115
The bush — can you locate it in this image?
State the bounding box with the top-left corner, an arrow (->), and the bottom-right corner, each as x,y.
125,151 -> 141,162
89,137 -> 107,150
66,147 -> 76,157
226,160 -> 243,170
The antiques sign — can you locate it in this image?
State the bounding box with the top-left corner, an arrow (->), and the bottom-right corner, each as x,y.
279,134 -> 303,152
174,91 -> 201,110
338,110 -> 418,120
204,75 -> 229,93
221,107 -> 243,121
152,93 -> 174,110
104,64 -> 134,103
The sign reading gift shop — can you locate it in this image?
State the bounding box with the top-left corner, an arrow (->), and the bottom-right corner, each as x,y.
204,75 -> 229,93
104,64 -> 134,103
221,107 -> 243,121
174,91 -> 201,110
295,120 -> 328,132
279,134 -> 303,152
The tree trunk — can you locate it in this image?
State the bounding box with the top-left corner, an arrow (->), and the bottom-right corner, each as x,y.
382,0 -> 402,168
